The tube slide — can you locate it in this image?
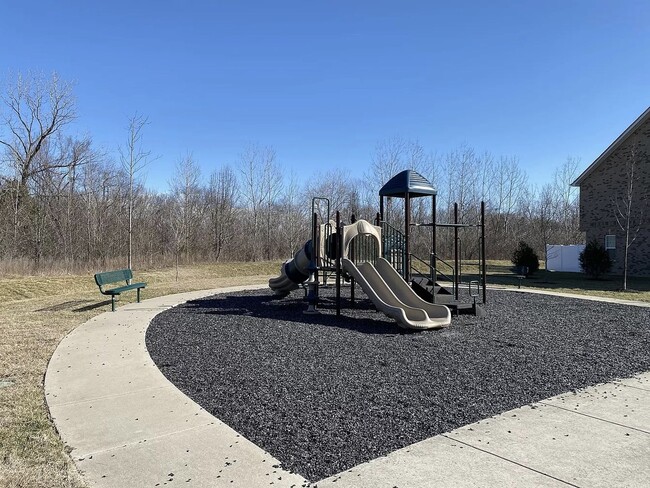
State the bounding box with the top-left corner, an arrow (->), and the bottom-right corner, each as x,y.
342,258 -> 450,330
269,240 -> 313,294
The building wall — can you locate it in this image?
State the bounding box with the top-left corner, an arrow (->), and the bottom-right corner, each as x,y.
578,117 -> 650,276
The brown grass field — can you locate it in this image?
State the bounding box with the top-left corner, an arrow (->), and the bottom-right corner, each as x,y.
0,260 -> 648,487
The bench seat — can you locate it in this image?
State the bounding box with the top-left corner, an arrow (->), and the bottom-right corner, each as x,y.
103,282 -> 147,295
94,269 -> 147,311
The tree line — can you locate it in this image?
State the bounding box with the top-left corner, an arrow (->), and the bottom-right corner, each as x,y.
0,72 -> 583,274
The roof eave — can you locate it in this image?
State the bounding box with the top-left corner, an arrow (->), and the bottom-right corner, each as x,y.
571,106 -> 650,187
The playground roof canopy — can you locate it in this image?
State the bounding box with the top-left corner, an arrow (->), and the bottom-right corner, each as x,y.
379,170 -> 437,198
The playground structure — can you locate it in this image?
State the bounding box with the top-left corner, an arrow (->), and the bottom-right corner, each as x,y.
269,170 -> 486,328
378,170 -> 487,314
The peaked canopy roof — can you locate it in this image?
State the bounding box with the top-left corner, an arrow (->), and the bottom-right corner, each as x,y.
379,170 -> 437,198
572,106 -> 650,186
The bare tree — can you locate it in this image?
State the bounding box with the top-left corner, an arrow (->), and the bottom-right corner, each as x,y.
435,146 -> 481,258
553,156 -> 581,244
0,72 -> 76,255
531,183 -> 556,266
30,135 -> 94,268
304,169 -> 357,221
441,145 -> 482,220
208,165 -> 238,261
119,113 -> 152,270
488,156 -> 526,235
365,137 -> 431,209
367,136 -> 429,188
169,153 -> 202,263
80,154 -> 118,265
277,170 -> 308,257
612,146 -> 648,290
238,144 -> 281,261
260,153 -> 283,260
166,195 -> 184,281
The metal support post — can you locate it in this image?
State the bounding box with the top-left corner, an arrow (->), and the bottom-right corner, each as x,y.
481,200 -> 487,304
336,211 -> 341,316
304,212 -> 319,314
454,202 -> 459,302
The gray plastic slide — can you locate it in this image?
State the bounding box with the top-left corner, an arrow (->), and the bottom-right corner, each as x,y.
374,258 -> 451,324
342,258 -> 451,330
269,240 -> 313,294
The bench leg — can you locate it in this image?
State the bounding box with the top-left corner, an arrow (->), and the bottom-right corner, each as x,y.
137,288 -> 141,303
111,296 -> 116,312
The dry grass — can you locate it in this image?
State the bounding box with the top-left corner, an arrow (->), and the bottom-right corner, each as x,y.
1,258 -> 649,487
460,260 -> 650,303
0,260 -> 280,488
412,259 -> 650,302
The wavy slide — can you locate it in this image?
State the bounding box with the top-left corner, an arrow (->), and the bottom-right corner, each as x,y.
342,257 -> 451,330
269,240 -> 313,294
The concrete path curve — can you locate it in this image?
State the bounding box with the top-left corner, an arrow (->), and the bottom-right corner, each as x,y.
45,286 -> 650,487
45,286 -> 308,487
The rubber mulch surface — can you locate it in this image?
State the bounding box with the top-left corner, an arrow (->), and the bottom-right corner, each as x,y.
146,287 -> 650,482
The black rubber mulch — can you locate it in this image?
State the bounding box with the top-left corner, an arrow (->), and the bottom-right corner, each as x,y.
146,287 -> 650,482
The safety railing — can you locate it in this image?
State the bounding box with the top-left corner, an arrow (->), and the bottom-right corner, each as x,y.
380,221 -> 406,276
409,252 -> 458,299
350,232 -> 380,265
409,252 -> 435,283
318,220 -> 338,285
429,252 -> 456,285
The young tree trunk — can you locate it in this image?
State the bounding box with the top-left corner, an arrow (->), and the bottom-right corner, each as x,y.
623,231 -> 629,291
612,147 -> 647,292
128,184 -> 133,271
120,113 -> 152,274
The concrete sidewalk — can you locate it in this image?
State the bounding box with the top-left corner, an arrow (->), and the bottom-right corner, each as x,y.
45,287 -> 650,487
489,285 -> 650,308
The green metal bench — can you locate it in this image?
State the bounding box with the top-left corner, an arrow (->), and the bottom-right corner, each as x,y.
94,269 -> 147,312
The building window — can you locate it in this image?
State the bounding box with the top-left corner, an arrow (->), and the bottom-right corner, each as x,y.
605,234 -> 616,261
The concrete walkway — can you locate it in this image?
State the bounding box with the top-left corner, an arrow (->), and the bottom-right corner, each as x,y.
45,287 -> 650,487
491,285 -> 650,308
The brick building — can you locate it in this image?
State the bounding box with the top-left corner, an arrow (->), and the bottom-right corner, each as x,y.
571,107 -> 650,276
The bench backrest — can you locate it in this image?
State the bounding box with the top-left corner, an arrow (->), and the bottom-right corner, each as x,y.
95,269 -> 133,287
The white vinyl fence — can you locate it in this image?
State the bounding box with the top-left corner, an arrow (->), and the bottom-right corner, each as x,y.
546,244 -> 585,273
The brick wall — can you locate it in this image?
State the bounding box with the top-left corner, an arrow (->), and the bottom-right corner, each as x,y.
578,117 -> 650,276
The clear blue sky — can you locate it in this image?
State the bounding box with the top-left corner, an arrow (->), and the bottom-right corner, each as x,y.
2,1 -> 649,190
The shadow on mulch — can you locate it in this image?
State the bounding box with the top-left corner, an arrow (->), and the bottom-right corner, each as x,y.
174,290 -> 413,335
147,287 -> 650,482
